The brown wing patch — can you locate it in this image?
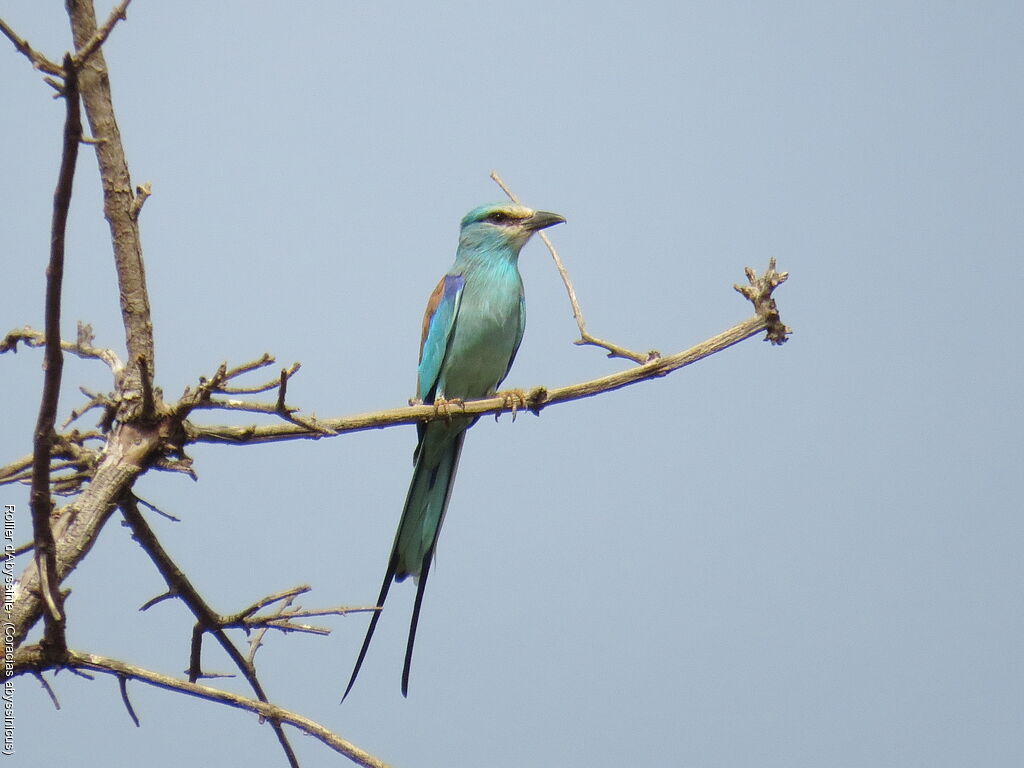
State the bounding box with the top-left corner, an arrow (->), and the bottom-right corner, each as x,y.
420,275 -> 449,362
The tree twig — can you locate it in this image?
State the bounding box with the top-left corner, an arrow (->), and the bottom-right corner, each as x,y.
178,356 -> 335,435
129,182 -> 151,220
133,494 -> 180,522
62,387 -> 115,429
15,647 -> 392,768
32,670 -> 61,709
67,0 -> 155,414
185,273 -> 788,446
0,325 -> 124,377
733,257 -> 790,344
118,496 -> 301,766
212,362 -> 301,396
0,16 -> 63,76
6,0 -> 165,655
117,497 -> 371,763
117,674 -> 140,727
235,585 -> 313,620
490,171 -> 658,363
1,433 -> 103,491
70,0 -> 133,67
30,52 -> 83,661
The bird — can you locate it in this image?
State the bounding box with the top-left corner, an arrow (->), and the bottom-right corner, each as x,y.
343,201 -> 565,699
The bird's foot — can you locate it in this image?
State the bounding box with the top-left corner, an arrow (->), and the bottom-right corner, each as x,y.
495,388 -> 529,422
432,396 -> 466,421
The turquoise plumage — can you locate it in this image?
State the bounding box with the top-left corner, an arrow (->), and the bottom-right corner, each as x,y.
344,202 -> 565,698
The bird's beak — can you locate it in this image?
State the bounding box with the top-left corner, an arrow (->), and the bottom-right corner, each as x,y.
523,210 -> 566,232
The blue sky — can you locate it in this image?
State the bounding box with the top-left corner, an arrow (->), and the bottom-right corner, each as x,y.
3,2 -> 1022,766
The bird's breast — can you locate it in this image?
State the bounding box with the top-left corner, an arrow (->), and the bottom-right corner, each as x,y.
437,272 -> 523,400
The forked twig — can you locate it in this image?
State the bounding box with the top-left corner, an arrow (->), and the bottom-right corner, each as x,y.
71,0 -> 133,68
118,496 -> 299,766
185,267 -> 791,446
490,171 -> 659,363
15,647 -> 391,768
0,17 -> 63,75
1,325 -> 124,376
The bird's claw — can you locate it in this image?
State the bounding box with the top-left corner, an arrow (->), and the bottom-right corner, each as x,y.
432,396 -> 466,421
495,389 -> 529,422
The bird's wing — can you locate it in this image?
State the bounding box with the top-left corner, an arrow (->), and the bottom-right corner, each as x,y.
500,291 -> 527,388
417,273 -> 465,403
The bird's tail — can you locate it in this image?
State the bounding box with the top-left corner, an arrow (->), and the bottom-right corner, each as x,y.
343,425 -> 467,699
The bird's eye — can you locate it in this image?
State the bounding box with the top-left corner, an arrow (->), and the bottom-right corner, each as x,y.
487,212 -> 510,224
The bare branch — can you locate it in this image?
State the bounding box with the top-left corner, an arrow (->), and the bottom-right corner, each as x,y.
2,434 -> 103,493
218,362 -> 301,395
70,0 -> 133,68
120,497 -> 300,765
139,591 -> 176,612
2,1 -> 168,649
133,494 -> 180,522
1,325 -> 124,377
8,419 -> 164,648
0,16 -> 63,75
245,592 -> 302,668
186,282 -> 788,446
0,455 -> 32,487
733,257 -> 791,344
9,259 -> 787,651
67,0 -> 155,411
275,368 -> 290,411
32,670 -> 61,710
173,354 -> 275,413
491,171 -> 657,363
129,181 -> 151,220
193,398 -> 291,416
221,353 -> 277,381
30,51 -> 84,660
235,585 -> 313,620
232,590 -> 373,666
149,455 -> 197,480
229,602 -> 374,639
180,357 -> 336,436
137,355 -> 156,419
15,647 -> 392,768
117,674 -> 141,727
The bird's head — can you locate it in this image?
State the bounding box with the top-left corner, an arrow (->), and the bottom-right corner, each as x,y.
458,202 -> 566,255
